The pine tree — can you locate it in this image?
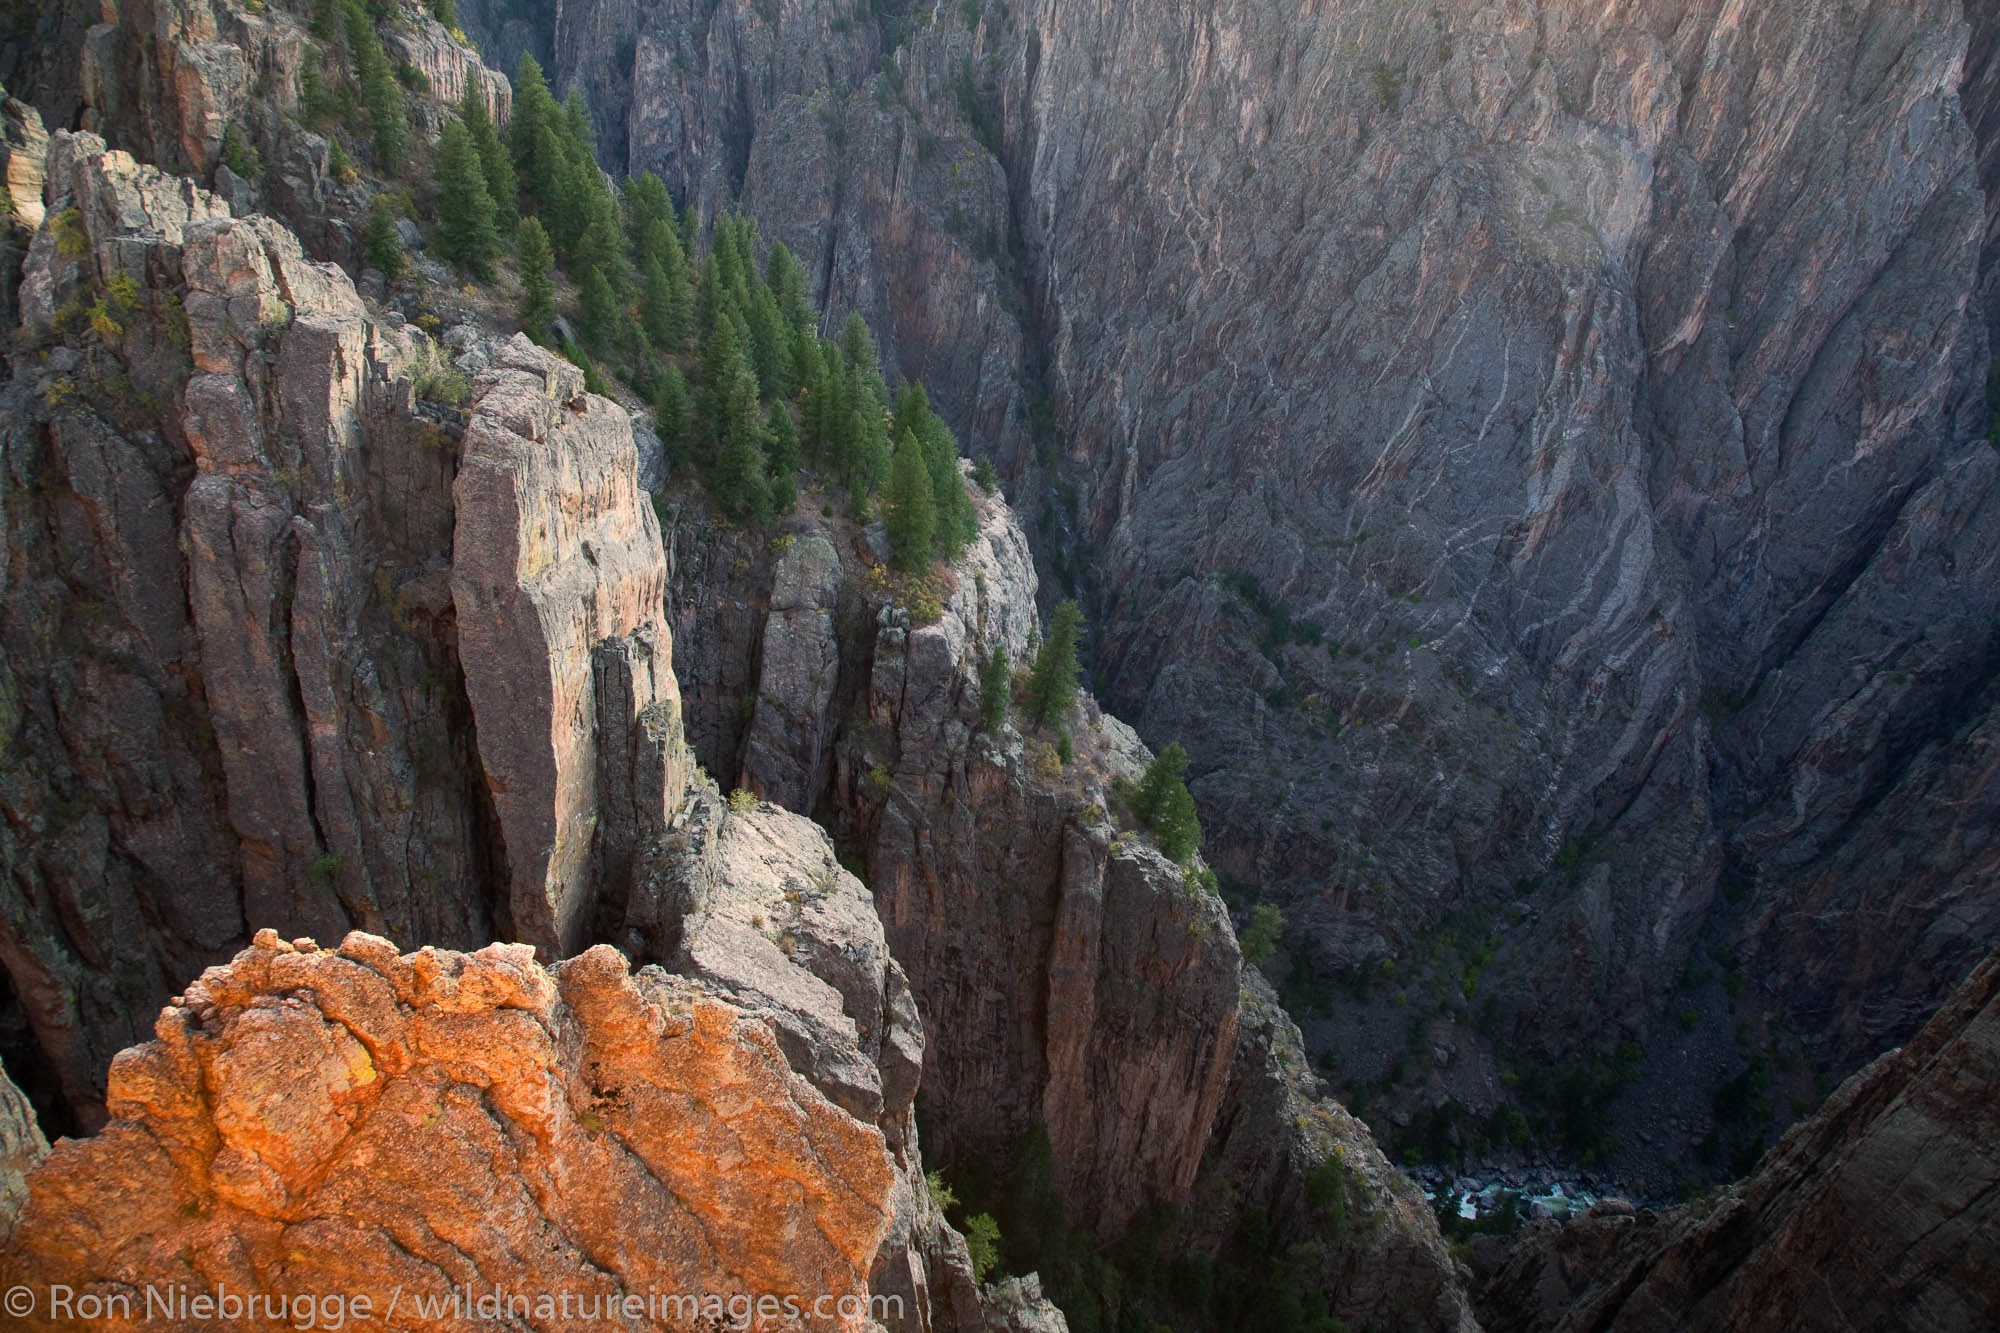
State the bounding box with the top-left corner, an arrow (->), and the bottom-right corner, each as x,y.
435,119 -> 501,277
765,401 -> 799,513
625,171 -> 676,246
573,195 -> 630,284
697,234 -> 746,344
849,404 -> 889,498
894,381 -> 975,559
839,310 -> 884,401
509,54 -> 554,171
426,0 -> 458,29
460,87 -> 516,232
1132,742 -> 1191,827
343,0 -> 406,169
980,643 -> 1010,732
515,216 -> 555,336
696,315 -> 751,457
563,90 -> 596,159
791,326 -> 826,402
1240,904 -> 1283,967
578,264 -> 619,355
302,64 -> 333,127
652,365 -> 692,469
886,429 -> 937,571
1151,783 -> 1203,864
1026,599 -> 1082,726
767,242 -> 816,338
803,355 -> 845,462
711,369 -> 773,524
365,194 -> 403,278
637,220 -> 692,351
745,283 -> 791,400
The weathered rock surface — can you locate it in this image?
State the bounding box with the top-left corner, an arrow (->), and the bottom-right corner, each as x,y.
1472,940 -> 2000,1332
0,1065 -> 47,1233
1203,970 -> 1481,1331
451,335 -> 691,957
0,96 -> 47,230
622,787 -> 1011,1333
0,931 -> 898,1329
539,0 -> 2000,1134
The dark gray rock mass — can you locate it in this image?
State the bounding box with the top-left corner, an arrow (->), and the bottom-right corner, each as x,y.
530,0 -> 2000,1133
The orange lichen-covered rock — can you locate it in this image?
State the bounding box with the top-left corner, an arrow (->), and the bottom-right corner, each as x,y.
0,931 -> 897,1331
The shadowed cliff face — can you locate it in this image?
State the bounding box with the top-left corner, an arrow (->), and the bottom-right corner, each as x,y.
530,0 -> 2000,1097
1472,939 -> 2000,1332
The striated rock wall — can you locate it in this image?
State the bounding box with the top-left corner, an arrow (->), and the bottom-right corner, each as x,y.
546,0 -> 2000,1118
1473,940 -> 2000,1332
0,931 -> 899,1330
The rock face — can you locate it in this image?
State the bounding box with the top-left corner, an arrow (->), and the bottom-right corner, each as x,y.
0,931 -> 899,1329
661,479 -> 1473,1326
451,336 -> 691,957
0,132 -> 514,1128
0,1066 -> 47,1233
535,0 -> 1035,491
536,0 -> 2000,1118
1206,970 -> 1481,1333
0,97 -> 48,230
1472,940 -> 2000,1332
629,789 -> 1016,1333
71,0 -> 507,267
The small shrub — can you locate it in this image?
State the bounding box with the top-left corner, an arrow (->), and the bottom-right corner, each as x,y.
898,571 -> 945,625
221,121 -> 264,179
963,1213 -> 1001,1284
1027,739 -> 1063,783
407,340 -> 469,406
1241,902 -> 1284,967
1374,61 -> 1408,111
52,207 -> 89,259
307,852 -> 344,892
726,787 -> 757,813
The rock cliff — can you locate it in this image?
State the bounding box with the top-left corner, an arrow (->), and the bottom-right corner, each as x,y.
1471,939 -> 2000,1332
76,0 -> 505,265
659,477 -> 1476,1328
0,130 -> 515,1129
451,336 -> 691,958
532,0 -> 2000,1146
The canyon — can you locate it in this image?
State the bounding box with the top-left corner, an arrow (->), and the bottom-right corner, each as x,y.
481,0 -> 2000,1171
0,0 -> 1994,1328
